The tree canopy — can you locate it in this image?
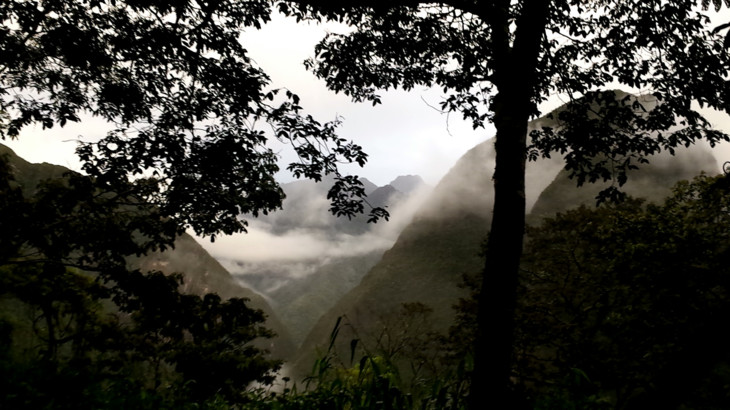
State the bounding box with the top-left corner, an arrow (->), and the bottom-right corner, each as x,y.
296,0 -> 730,191
517,173 -> 730,409
0,1 -> 387,405
0,0 -> 386,241
4,0 -> 730,407
0,147 -> 283,407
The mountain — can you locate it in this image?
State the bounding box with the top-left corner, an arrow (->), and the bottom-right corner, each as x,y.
128,234 -> 296,359
254,175 -> 405,237
290,98 -> 722,379
267,251 -> 385,346
289,132 -> 564,377
367,184 -> 404,209
205,175 -> 432,347
360,177 -> 380,196
0,144 -> 70,189
529,143 -> 720,218
0,143 -> 295,359
389,175 -> 426,194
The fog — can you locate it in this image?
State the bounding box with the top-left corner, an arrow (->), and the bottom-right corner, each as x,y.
195,176 -> 432,295
206,225 -> 393,263
201,181 -> 431,262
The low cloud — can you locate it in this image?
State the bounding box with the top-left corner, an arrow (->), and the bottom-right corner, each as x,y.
205,226 -> 394,263
194,179 -> 432,273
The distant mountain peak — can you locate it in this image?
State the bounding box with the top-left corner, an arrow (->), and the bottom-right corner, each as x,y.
359,177 -> 379,196
389,175 -> 426,194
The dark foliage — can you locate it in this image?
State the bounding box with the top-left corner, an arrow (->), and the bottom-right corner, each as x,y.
0,0 -> 390,404
515,174 -> 730,409
278,0 -> 730,405
1,0 -> 386,238
0,151 -> 281,407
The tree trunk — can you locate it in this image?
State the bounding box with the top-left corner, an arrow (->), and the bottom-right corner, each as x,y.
41,301 -> 59,366
469,1 -> 549,408
469,90 -> 530,409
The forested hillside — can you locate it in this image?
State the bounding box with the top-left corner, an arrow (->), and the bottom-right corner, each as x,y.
0,144 -> 292,407
3,127 -> 730,410
5,0 -> 730,407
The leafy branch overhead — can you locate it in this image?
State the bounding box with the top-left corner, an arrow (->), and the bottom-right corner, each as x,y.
0,0 -> 387,239
704,0 -> 730,49
289,0 -> 730,192
0,2 -> 389,404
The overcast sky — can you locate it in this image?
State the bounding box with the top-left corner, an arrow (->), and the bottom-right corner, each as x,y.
4,11 -> 730,187
3,13 -> 493,187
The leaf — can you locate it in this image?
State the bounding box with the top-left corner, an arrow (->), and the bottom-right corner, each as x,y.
712,22 -> 730,35
350,338 -> 360,365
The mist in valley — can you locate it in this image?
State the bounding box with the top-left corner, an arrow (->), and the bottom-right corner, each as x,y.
195,174 -> 432,345
192,108 -> 726,349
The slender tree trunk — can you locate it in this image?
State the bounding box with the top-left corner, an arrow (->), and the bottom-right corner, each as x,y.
469,89 -> 530,409
469,1 -> 549,408
41,302 -> 59,366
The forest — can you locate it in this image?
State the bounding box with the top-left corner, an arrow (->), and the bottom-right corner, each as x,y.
3,0 -> 730,409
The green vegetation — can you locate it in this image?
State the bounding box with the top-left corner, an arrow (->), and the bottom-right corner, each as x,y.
4,138 -> 730,409
292,212 -> 489,380
246,306 -> 472,410
515,173 -> 730,409
154,165 -> 730,410
0,150 -> 281,408
4,0 -> 730,408
0,0 -> 384,406
292,1 -> 730,405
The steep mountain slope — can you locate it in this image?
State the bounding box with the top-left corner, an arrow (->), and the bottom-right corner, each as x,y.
268,251 -> 385,346
128,234 -> 296,359
1,143 -> 69,188
390,174 -> 427,194
291,120 -> 566,377
292,103 -> 722,378
530,143 -> 719,219
211,175 -> 432,347
0,143 -> 295,359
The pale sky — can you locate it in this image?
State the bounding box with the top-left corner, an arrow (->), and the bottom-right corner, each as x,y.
4,11 -> 730,186
3,13 -> 491,187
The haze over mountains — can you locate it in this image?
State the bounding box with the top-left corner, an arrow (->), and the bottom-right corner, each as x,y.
1,141 -> 434,353
198,174 -> 431,345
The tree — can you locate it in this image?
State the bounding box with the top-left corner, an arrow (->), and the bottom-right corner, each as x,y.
0,0 -> 386,240
517,174 -> 730,408
280,0 -> 730,407
0,150 -> 282,407
1,1 -> 390,405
